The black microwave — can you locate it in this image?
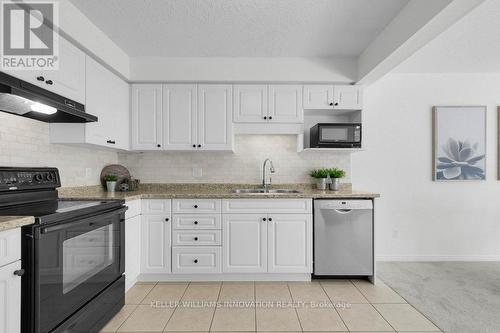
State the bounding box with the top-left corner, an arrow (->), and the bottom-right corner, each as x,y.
310,123 -> 362,148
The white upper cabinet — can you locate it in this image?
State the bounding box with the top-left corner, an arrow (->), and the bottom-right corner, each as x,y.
334,85 -> 363,109
163,84 -> 198,150
131,84 -> 163,150
50,56 -> 130,150
233,84 -> 268,123
197,84 -> 233,151
233,84 -> 303,124
268,85 -> 303,123
84,56 -> 129,150
303,85 -> 362,110
49,37 -> 86,103
303,85 -> 334,109
1,36 -> 85,104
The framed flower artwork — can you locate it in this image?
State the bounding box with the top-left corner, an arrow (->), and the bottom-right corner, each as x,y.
432,106 -> 487,181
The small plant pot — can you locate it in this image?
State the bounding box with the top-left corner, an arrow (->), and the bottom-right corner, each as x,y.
106,181 -> 117,192
329,178 -> 340,191
316,178 -> 328,190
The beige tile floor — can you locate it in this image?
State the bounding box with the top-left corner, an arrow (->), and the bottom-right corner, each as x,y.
101,280 -> 442,333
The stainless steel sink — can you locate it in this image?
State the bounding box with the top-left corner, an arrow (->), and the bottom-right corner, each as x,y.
231,188 -> 302,194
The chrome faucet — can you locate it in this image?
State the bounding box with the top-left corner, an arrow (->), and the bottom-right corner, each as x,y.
262,158 -> 275,190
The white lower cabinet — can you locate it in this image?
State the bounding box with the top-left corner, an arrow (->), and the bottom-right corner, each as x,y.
267,214 -> 312,273
125,214 -> 141,288
141,215 -> 171,274
172,247 -> 221,274
0,260 -> 21,333
223,214 -> 268,273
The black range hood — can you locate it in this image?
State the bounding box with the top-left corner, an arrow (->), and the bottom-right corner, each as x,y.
0,71 -> 97,123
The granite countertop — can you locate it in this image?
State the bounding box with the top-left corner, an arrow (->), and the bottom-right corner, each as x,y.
0,216 -> 35,232
58,183 -> 380,201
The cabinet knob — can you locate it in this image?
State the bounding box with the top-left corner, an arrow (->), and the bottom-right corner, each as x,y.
106,140 -> 116,144
329,102 -> 334,106
334,102 -> 339,106
194,221 -> 198,225
46,80 -> 53,85
269,116 -> 273,120
165,218 -> 169,222
194,237 -> 198,241
157,144 -> 161,148
197,144 -> 201,148
13,269 -> 25,277
36,76 -> 45,82
268,218 -> 273,221
194,205 -> 198,208
193,259 -> 198,264
263,116 -> 267,120
192,144 -> 196,148
262,218 -> 267,221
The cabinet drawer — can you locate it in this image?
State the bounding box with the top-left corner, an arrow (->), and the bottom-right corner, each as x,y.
172,199 -> 221,214
172,247 -> 221,274
172,230 -> 221,246
222,199 -> 312,214
0,228 -> 21,268
172,214 -> 221,230
142,199 -> 171,215
125,200 -> 141,219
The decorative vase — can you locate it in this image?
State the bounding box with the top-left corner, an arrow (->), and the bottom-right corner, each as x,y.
329,178 -> 340,191
106,181 -> 117,192
317,178 -> 328,190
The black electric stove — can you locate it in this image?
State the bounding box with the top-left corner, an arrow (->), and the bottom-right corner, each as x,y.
0,167 -> 126,333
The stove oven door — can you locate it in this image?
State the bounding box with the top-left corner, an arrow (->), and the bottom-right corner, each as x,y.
33,207 -> 125,333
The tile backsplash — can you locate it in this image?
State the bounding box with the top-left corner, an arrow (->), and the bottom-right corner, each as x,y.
0,112 -> 118,186
118,135 -> 351,184
0,112 -> 350,186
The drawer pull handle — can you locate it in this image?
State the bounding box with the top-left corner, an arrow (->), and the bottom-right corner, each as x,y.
194,237 -> 199,241
194,259 -> 198,264
165,218 -> 169,222
194,221 -> 198,225
194,205 -> 198,208
13,269 -> 25,277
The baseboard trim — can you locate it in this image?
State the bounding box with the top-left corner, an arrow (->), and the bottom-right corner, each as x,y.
376,255 -> 500,262
138,273 -> 312,282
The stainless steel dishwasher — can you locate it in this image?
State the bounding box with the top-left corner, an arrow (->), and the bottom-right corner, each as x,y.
314,199 -> 374,277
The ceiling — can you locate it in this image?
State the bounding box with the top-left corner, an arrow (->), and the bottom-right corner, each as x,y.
395,0 -> 500,73
69,0 -> 409,57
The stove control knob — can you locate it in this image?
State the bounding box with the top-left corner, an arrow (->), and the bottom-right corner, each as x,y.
46,173 -> 55,181
34,174 -> 43,182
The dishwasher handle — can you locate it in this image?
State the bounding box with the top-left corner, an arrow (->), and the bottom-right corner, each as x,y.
333,209 -> 353,214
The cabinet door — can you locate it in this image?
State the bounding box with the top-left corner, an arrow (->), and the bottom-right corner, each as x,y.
125,215 -> 141,289
223,214 -> 267,273
141,215 -> 171,274
268,85 -> 303,123
131,84 -> 162,150
0,261 -> 21,333
85,56 -> 130,150
333,85 -> 363,110
303,85 -> 334,109
163,84 -> 197,150
197,84 -> 233,151
267,214 -> 312,273
47,37 -> 86,103
233,84 -> 268,123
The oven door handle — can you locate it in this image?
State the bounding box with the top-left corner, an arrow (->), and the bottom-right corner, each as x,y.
40,207 -> 127,234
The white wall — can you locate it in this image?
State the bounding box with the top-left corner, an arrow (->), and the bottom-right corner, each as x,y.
0,112 -> 118,186
130,57 -> 356,83
353,73 -> 500,261
119,135 -> 351,184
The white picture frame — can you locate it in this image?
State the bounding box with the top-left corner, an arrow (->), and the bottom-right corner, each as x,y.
432,106 -> 487,181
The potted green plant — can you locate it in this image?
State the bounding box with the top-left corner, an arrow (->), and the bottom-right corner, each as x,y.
327,167 -> 346,191
309,168 -> 331,190
105,174 -> 118,192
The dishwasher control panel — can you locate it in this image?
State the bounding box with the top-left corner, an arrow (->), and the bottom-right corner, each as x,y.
314,199 -> 373,210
